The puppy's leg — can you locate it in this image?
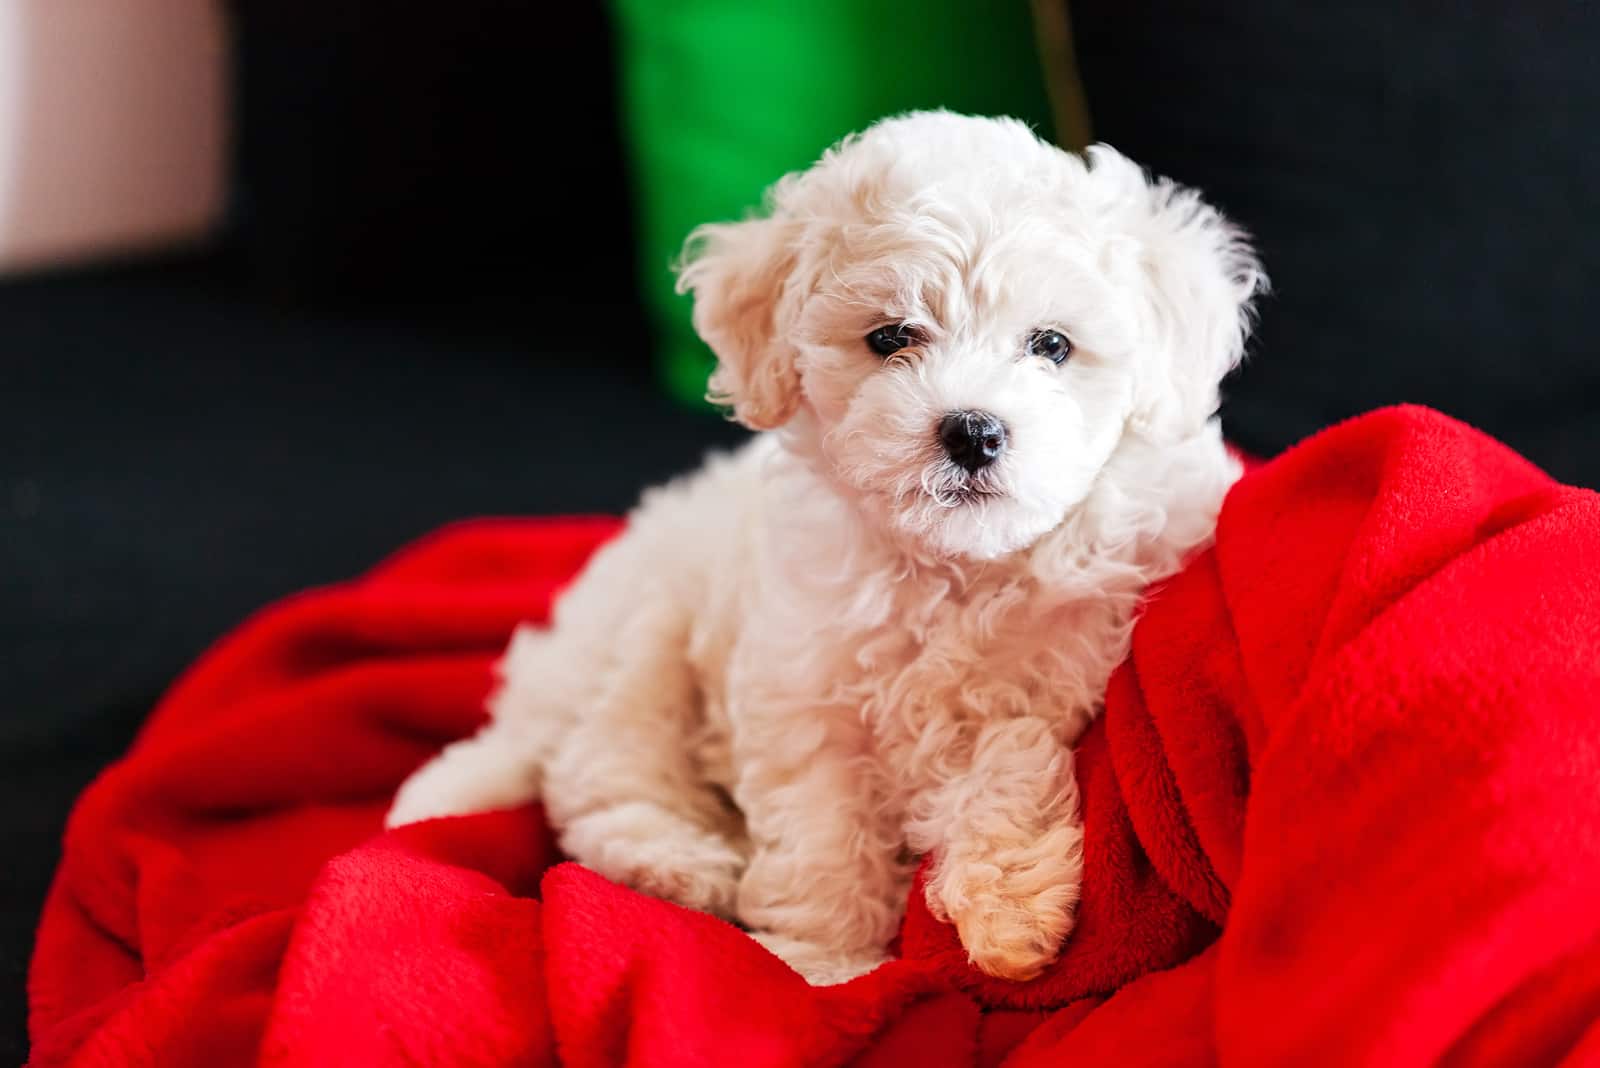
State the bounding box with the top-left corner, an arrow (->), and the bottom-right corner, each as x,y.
914,716 -> 1083,982
385,719 -> 543,828
386,626 -> 558,828
543,599 -> 747,918
735,722 -> 913,985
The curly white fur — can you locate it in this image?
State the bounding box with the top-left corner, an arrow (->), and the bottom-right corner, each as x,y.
388,112 -> 1264,985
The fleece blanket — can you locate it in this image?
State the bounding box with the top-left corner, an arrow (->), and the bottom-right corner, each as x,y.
27,405 -> 1600,1067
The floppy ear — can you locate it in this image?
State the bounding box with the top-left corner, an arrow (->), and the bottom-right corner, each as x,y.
676,214 -> 805,430
1086,145 -> 1266,431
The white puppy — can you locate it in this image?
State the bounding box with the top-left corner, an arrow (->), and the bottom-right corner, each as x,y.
388,111 -> 1262,985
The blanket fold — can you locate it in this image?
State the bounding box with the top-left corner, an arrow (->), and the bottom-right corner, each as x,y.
28,407 -> 1600,1066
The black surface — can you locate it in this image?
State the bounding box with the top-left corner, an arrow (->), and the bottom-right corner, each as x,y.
227,1 -> 636,310
1071,1 -> 1600,485
0,258 -> 745,1061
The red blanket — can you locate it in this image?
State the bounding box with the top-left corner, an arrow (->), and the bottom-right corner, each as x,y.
28,406 -> 1600,1066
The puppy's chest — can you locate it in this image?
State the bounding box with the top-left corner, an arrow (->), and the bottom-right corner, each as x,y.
695,569 -> 1132,790
839,588 -> 1122,757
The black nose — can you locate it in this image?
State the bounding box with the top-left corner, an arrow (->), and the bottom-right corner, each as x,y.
938,410 -> 1007,472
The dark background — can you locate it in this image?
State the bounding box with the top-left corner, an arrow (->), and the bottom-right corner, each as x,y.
5,4 -> 1598,1061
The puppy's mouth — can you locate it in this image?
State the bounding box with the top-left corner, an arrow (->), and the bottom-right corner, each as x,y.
923,465 -> 1007,508
941,483 -> 1002,505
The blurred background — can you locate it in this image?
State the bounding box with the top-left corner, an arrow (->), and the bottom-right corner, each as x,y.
3,2 -> 1597,1058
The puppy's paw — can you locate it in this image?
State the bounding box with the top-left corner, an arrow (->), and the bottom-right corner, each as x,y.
561,802 -> 747,918
934,820 -> 1084,981
950,888 -> 1072,981
750,931 -> 888,986
385,730 -> 543,829
386,753 -> 502,828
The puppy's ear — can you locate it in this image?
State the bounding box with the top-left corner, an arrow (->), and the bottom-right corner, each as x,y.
1086,146 -> 1266,431
676,213 -> 806,430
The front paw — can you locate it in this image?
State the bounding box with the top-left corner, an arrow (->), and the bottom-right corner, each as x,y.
950,888 -> 1072,981
932,850 -> 1080,982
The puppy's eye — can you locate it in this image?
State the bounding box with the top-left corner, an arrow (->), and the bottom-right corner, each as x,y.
1026,329 -> 1073,365
866,323 -> 920,357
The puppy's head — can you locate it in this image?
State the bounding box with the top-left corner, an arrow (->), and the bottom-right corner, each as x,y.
678,111 -> 1263,561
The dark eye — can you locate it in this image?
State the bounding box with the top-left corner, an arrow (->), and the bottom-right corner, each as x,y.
866,323 -> 920,357
1026,329 -> 1073,365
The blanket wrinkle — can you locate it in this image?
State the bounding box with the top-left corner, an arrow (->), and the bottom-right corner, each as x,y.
27,406 -> 1600,1066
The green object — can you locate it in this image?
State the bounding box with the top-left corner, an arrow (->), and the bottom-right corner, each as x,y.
611,0 -> 1055,411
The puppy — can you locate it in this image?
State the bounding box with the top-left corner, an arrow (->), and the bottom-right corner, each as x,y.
388,111 -> 1262,985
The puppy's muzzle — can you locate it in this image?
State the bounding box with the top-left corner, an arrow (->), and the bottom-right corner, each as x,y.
939,410 -> 1007,473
